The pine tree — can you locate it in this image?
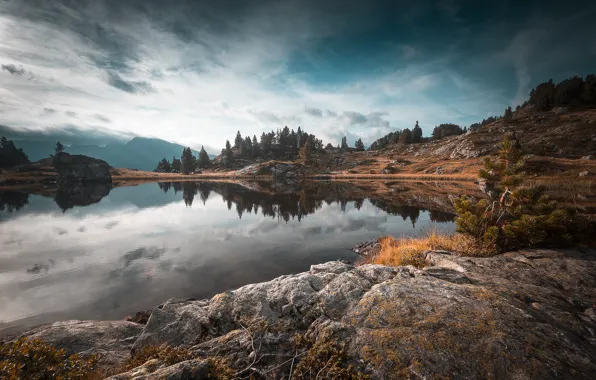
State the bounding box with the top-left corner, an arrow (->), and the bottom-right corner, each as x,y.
243,136 -> 252,157
341,136 -> 348,149
197,146 -> 210,169
55,141 -> 65,155
252,135 -> 260,157
154,158 -> 171,172
455,133 -> 579,252
503,106 -> 513,121
180,147 -> 195,174
400,128 -> 412,144
171,156 -> 181,173
224,140 -> 233,167
234,131 -> 243,149
412,121 -> 423,143
354,138 -> 365,150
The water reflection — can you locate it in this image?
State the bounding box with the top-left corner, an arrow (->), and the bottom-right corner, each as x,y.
156,181 -> 455,224
0,192 -> 29,213
0,180 -> 462,335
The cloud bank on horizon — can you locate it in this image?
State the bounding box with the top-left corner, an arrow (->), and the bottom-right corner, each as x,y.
0,0 -> 594,152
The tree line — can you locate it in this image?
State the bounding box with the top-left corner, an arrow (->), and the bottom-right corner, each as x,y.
154,146 -> 210,174
0,137 -> 30,168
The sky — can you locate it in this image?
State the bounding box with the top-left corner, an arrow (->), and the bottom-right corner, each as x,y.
0,0 -> 595,153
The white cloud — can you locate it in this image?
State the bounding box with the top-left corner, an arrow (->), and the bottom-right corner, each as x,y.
0,0 -> 506,151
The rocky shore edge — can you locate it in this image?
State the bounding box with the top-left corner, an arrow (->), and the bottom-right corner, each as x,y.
7,248 -> 596,379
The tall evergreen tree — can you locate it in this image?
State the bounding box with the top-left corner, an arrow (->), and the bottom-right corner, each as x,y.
180,147 -> 195,174
341,136 -> 348,149
55,141 -> 65,154
224,140 -> 233,167
234,131 -> 243,149
252,135 -> 260,157
412,121 -> 423,143
243,136 -> 252,156
503,106 -> 513,121
171,156 -> 181,172
354,138 -> 365,150
197,146 -> 210,169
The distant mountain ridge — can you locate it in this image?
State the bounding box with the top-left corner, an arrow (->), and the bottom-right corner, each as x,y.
14,137 -> 215,171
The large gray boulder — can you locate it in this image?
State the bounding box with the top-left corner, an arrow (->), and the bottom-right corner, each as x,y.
54,152 -> 112,183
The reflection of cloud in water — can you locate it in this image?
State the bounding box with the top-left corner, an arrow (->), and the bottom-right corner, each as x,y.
0,182 -> 455,333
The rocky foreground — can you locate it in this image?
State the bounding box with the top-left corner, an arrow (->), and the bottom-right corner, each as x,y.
14,248 -> 596,379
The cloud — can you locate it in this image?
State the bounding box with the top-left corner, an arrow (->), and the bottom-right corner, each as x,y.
341,111 -> 368,125
106,71 -> 156,94
0,0 -> 594,150
397,44 -> 420,59
65,111 -> 77,117
2,63 -> 25,76
0,123 -> 134,145
43,108 -> 56,115
304,106 -> 323,117
94,114 -> 111,123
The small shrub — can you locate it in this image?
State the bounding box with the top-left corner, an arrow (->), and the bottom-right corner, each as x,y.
126,344 -> 195,370
291,334 -> 370,379
455,133 -> 581,252
0,337 -> 98,380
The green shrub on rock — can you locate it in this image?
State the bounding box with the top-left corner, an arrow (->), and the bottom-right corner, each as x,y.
455,133 -> 579,252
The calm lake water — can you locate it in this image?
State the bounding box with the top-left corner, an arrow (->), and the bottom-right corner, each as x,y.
0,181 -> 455,335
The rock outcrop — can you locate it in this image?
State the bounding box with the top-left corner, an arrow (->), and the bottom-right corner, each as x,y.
18,321 -> 143,367
54,153 -> 112,183
13,249 -> 596,379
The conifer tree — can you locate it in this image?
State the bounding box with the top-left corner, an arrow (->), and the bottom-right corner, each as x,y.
252,135 -> 260,157
197,146 -> 210,169
354,138 -> 365,150
55,141 -> 65,154
180,147 -> 195,174
412,121 -> 423,143
455,133 -> 579,251
234,131 -> 243,149
400,128 -> 412,144
341,136 -> 348,150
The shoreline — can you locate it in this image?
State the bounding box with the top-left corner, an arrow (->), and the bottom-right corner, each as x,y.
3,248 -> 596,378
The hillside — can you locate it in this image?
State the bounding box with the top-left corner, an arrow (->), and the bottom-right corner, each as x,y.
13,137 -> 214,171
212,105 -> 596,181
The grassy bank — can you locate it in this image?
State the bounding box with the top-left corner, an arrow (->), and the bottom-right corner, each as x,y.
357,231 -> 495,268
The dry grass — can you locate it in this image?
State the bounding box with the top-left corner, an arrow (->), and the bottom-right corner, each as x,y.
366,231 -> 496,268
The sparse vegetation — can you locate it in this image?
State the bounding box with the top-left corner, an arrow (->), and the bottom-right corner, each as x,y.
291,334 -> 371,379
367,230 -> 494,268
0,337 -> 98,380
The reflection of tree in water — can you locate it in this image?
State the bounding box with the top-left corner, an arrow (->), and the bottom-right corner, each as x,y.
428,210 -> 455,223
369,200 -> 421,227
0,192 -> 29,213
157,181 -> 455,224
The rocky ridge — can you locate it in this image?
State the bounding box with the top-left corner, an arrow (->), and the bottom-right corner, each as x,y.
13,248 -> 596,379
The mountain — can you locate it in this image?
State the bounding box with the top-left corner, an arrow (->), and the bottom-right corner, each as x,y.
13,137 -> 215,171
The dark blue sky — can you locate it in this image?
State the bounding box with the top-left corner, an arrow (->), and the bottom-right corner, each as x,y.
0,0 -> 595,149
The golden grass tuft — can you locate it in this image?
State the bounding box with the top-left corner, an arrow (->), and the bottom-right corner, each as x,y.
366,230 -> 496,268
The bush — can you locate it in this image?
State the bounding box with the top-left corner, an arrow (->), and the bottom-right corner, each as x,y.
455,134 -> 580,252
0,338 -> 98,380
291,335 -> 370,379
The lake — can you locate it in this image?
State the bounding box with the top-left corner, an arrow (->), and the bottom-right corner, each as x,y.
0,180 -> 458,335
